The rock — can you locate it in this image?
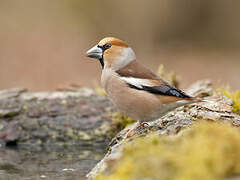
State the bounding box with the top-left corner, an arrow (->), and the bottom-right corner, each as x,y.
0,88 -> 114,147
0,88 -> 26,100
0,107 -> 21,118
90,122 -> 240,180
186,79 -> 213,97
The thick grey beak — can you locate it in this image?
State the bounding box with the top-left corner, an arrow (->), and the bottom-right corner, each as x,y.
86,45 -> 102,59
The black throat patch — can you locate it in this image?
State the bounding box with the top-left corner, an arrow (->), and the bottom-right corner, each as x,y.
99,57 -> 104,69
97,45 -> 106,69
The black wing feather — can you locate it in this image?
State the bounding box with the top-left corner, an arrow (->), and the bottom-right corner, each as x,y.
127,83 -> 192,98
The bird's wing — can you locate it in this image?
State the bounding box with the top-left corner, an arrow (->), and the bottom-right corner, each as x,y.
117,60 -> 193,99
120,77 -> 192,98
116,60 -> 160,80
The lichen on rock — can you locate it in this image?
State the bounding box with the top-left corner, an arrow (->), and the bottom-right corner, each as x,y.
94,121 -> 240,180
109,112 -> 136,136
219,89 -> 240,114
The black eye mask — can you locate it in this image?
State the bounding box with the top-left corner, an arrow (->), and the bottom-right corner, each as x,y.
97,43 -> 112,69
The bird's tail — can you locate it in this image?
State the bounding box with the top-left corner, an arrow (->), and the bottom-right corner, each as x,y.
177,97 -> 208,106
189,97 -> 211,103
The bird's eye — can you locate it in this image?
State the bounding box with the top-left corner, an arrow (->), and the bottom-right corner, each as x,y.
103,43 -> 112,49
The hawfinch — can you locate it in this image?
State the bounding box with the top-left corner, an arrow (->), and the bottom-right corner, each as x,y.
86,37 -> 201,123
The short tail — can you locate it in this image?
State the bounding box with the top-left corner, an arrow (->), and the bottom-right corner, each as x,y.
188,97 -> 211,103
199,99 -> 212,103
175,98 -> 202,108
187,97 -> 203,102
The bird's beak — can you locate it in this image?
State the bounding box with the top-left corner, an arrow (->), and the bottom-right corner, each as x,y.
86,45 -> 102,60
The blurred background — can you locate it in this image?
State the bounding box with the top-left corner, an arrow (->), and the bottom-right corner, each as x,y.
0,0 -> 240,91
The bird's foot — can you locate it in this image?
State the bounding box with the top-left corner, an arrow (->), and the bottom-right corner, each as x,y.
124,122 -> 149,139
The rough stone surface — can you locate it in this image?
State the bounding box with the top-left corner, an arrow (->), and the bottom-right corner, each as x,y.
87,79 -> 240,179
0,88 -> 113,147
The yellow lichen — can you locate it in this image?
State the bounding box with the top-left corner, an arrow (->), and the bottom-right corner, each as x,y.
95,121 -> 240,180
156,64 -> 180,88
111,112 -> 136,133
156,64 -> 165,77
78,131 -> 91,140
223,90 -> 240,114
94,81 -> 107,96
95,86 -> 107,96
217,88 -> 240,114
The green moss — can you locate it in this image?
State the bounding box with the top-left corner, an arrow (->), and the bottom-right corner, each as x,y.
94,82 -> 107,96
157,64 -> 180,88
95,87 -> 107,96
65,128 -> 92,140
110,112 -> 136,133
95,121 -> 240,180
77,131 -> 91,140
66,129 -> 76,139
221,89 -> 240,114
0,124 -> 3,131
216,87 -> 240,114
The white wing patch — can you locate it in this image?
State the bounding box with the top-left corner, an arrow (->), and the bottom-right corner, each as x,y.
120,77 -> 153,88
120,76 -> 192,98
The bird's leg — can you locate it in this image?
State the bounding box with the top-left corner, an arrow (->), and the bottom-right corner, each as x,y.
125,123 -> 138,138
124,121 -> 149,139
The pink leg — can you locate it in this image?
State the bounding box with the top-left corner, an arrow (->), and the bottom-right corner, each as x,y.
124,122 -> 149,138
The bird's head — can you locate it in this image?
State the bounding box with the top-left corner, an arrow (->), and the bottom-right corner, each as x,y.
86,37 -> 136,70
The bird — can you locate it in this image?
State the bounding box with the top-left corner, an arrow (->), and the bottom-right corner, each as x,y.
86,37 -> 202,128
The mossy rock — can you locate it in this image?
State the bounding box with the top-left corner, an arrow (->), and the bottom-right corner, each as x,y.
95,121 -> 240,180
220,89 -> 240,114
